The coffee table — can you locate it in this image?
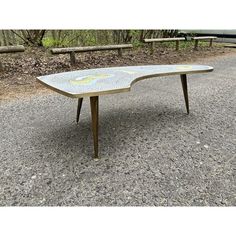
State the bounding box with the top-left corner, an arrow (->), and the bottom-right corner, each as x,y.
37,65 -> 213,158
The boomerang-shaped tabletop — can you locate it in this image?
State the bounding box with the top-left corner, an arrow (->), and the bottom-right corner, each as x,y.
37,65 -> 213,98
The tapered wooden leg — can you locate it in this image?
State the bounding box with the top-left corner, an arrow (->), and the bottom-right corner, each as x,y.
90,96 -> 99,159
180,74 -> 189,114
76,98 -> 83,124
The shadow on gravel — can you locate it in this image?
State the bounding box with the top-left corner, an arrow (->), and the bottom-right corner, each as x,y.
31,104 -> 198,160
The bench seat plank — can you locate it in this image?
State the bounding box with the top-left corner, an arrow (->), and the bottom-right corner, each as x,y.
143,37 -> 186,53
192,36 -> 217,40
192,36 -> 217,49
144,37 -> 185,42
51,44 -> 133,54
0,45 -> 25,54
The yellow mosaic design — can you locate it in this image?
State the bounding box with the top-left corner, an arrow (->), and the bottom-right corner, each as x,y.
175,65 -> 193,70
70,74 -> 111,85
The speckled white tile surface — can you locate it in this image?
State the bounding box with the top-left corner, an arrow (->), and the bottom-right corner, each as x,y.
37,65 -> 213,97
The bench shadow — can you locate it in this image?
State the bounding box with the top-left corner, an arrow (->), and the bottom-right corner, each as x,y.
32,103 -> 198,160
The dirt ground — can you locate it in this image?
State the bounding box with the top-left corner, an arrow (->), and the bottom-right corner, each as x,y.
0,43 -> 235,101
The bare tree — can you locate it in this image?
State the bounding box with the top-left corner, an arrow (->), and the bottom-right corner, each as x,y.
2,30 -> 8,46
113,30 -> 133,44
11,30 -> 46,46
161,30 -> 178,38
0,29 -> 179,48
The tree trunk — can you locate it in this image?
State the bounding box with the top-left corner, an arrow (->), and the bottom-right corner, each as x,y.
2,30 -> 7,46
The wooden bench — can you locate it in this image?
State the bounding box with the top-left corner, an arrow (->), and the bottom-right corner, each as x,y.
50,44 -> 133,65
192,36 -> 217,50
37,64 -> 213,159
0,45 -> 25,71
143,37 -> 186,54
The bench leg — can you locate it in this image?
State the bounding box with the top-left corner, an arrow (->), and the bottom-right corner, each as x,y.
194,40 -> 198,50
176,41 -> 179,51
209,39 -> 213,47
0,61 -> 3,71
118,48 -> 123,57
90,96 -> 99,159
180,74 -> 189,114
150,42 -> 154,55
70,51 -> 76,65
76,98 -> 83,124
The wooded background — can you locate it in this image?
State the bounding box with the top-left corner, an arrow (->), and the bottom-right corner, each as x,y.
0,30 -> 179,47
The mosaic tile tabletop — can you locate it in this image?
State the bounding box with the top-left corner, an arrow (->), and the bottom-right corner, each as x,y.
37,65 -> 213,98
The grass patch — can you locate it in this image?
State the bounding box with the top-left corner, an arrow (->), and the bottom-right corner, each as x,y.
42,37 -> 72,48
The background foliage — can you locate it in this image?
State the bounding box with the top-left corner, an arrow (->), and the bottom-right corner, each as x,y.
0,30 -> 179,48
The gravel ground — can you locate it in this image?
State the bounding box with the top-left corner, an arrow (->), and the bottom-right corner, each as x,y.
0,53 -> 235,206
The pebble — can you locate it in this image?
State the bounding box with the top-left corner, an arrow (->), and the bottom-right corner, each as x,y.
31,175 -> 36,179
40,198 -> 46,203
